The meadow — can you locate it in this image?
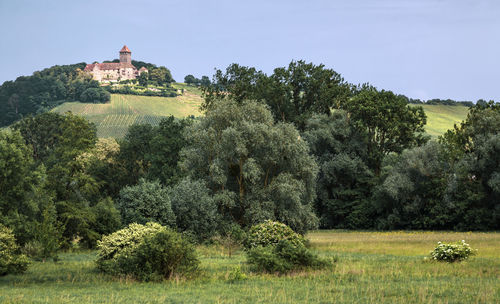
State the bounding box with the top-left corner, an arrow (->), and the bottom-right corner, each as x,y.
1,231 -> 498,304
417,104 -> 470,137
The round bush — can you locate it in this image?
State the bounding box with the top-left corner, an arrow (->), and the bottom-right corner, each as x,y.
117,179 -> 176,227
115,229 -> 199,281
245,220 -> 306,250
246,239 -> 330,274
96,222 -> 198,281
430,240 -> 476,262
0,224 -> 30,276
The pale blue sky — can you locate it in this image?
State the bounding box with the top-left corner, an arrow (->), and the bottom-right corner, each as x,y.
0,0 -> 498,101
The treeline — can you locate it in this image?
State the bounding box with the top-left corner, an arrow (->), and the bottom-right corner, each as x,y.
0,64 -> 110,127
405,96 -> 475,107
0,60 -> 498,261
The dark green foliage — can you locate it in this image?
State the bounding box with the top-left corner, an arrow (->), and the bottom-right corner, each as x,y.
0,224 -> 30,276
202,61 -> 350,128
169,178 -> 220,242
13,112 -> 120,247
181,99 -> 318,233
0,130 -> 50,245
374,141 -> 451,229
0,63 -> 108,126
184,74 -> 198,85
439,102 -> 500,230
79,88 -> 110,103
27,201 -> 63,261
118,116 -> 190,187
246,239 -> 329,274
117,179 -> 175,227
303,113 -> 375,228
147,116 -> 191,185
342,86 -> 428,174
245,220 -> 306,250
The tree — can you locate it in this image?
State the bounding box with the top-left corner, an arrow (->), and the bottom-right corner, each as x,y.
169,178 -> 220,242
342,87 -> 428,174
439,102 -> 500,230
180,99 -> 318,233
117,117 -> 191,187
200,76 -> 210,87
0,130 -> 41,244
147,116 -> 191,186
302,112 -> 375,228
201,61 -> 351,128
117,179 -> 176,227
373,141 -> 451,229
184,74 -> 197,85
138,72 -> 149,86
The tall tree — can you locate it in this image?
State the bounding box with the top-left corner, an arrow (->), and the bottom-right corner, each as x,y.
180,99 -> 318,233
342,87 -> 427,174
302,112 -> 375,228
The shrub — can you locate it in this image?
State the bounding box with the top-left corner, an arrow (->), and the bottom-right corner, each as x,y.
117,179 -> 176,227
0,224 -> 30,276
245,220 -> 306,250
96,222 -> 164,272
115,229 -> 199,281
430,240 -> 476,262
246,239 -> 330,274
96,222 -> 199,281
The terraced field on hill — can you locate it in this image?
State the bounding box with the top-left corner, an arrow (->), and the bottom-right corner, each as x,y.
53,89 -> 203,138
53,86 -> 470,139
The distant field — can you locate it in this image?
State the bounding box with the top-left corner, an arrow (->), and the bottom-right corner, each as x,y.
52,86 -> 203,138
416,104 -> 469,137
52,87 -> 469,139
0,231 -> 498,303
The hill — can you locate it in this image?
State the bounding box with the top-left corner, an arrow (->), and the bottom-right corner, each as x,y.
417,104 -> 469,137
52,87 -> 469,139
52,84 -> 202,138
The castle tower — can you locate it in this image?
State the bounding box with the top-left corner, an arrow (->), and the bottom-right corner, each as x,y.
119,45 -> 132,64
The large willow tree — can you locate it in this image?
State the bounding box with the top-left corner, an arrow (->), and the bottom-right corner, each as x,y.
180,99 -> 318,233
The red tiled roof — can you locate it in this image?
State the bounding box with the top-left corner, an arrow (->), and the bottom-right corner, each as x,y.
139,67 -> 148,71
120,45 -> 131,53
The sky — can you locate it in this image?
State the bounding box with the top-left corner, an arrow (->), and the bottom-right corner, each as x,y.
0,0 -> 499,101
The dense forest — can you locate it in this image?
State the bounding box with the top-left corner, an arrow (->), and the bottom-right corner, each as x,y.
0,60 -> 498,263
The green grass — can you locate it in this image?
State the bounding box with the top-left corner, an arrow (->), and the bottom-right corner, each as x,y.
52,85 -> 203,138
415,104 -> 470,137
1,231 -> 498,303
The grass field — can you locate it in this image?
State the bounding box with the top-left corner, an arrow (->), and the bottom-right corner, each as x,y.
417,104 -> 469,137
52,86 -> 203,138
1,231 -> 498,303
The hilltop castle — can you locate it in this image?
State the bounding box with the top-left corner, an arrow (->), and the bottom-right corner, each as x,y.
84,45 -> 148,82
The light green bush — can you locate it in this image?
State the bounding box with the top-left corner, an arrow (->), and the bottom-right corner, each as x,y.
430,240 -> 476,262
96,222 -> 199,281
246,239 -> 330,274
245,220 -> 306,250
0,224 -> 30,276
96,222 -> 164,272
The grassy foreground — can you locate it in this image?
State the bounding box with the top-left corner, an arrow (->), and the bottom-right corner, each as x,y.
1,231 -> 498,303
